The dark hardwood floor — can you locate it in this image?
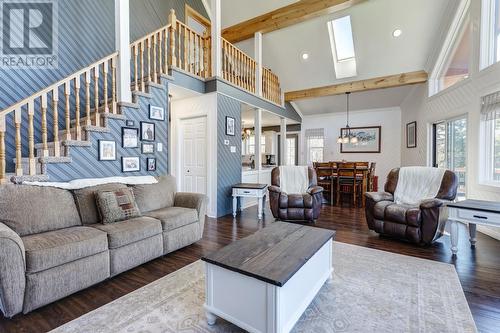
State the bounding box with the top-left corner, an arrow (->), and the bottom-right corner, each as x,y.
1,205 -> 500,333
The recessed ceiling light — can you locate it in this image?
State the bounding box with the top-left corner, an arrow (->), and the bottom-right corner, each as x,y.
392,29 -> 402,38
301,52 -> 309,60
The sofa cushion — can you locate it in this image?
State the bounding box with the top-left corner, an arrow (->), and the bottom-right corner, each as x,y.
385,204 -> 421,225
373,201 -> 393,220
73,183 -> 128,225
95,188 -> 141,224
144,207 -> 198,231
90,217 -> 162,249
132,176 -> 176,213
0,185 -> 81,236
22,226 -> 108,273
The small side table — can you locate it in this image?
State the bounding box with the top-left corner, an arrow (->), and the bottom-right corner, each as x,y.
232,183 -> 268,219
447,199 -> 500,255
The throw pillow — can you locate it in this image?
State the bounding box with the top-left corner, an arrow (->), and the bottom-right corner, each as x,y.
96,188 -> 141,224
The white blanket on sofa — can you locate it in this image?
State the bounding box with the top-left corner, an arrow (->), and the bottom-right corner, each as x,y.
393,167 -> 446,205
279,166 -> 309,194
23,176 -> 158,190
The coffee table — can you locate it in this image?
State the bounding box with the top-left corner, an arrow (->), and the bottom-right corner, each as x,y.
201,222 -> 335,333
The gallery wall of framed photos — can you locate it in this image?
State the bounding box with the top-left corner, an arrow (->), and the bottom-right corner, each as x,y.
46,84 -> 170,182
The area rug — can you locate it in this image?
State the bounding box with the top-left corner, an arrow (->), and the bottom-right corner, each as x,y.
50,242 -> 476,333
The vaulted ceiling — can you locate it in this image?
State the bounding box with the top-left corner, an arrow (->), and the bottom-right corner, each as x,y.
212,0 -> 456,116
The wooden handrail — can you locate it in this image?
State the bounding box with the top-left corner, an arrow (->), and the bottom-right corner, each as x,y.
0,52 -> 118,117
221,37 -> 257,94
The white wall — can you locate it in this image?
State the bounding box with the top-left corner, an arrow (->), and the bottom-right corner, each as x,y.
400,0 -> 500,240
170,92 -> 218,218
300,107 -> 402,183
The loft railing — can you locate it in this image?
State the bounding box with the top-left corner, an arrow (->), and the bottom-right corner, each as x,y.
222,37 -> 257,94
262,67 -> 282,105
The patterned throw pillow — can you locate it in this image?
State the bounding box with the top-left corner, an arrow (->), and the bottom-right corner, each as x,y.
96,188 -> 141,224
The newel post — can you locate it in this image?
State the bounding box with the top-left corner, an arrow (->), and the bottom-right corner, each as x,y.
115,0 -> 132,103
254,32 -> 263,96
168,9 -> 177,67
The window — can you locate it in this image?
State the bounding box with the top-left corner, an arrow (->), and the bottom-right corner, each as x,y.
327,16 -> 357,78
480,0 -> 500,68
261,135 -> 266,154
432,117 -> 467,198
305,128 -> 325,165
248,135 -> 255,155
430,0 -> 470,95
439,22 -> 471,91
285,135 -> 298,166
331,16 -> 355,61
480,91 -> 500,185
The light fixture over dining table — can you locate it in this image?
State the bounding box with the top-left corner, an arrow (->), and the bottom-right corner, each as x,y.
337,92 -> 359,145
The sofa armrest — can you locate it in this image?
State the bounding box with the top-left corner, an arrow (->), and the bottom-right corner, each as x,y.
307,186 -> 323,195
420,198 -> 445,209
174,192 -> 208,221
364,191 -> 394,203
268,185 -> 281,194
0,222 -> 26,317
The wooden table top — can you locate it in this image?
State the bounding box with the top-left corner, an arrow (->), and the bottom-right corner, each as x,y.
447,199 -> 500,214
201,222 -> 335,287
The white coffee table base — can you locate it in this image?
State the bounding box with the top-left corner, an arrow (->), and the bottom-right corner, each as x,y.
204,240 -> 333,333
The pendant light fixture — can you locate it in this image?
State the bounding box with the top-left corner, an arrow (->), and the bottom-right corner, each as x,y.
337,92 -> 358,144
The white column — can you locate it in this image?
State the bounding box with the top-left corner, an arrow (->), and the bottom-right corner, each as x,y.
115,0 -> 132,103
254,108 -> 262,173
211,0 -> 222,77
280,117 -> 287,165
254,32 -> 263,96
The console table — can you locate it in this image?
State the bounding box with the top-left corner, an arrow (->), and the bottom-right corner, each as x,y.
202,222 -> 335,332
447,199 -> 500,255
232,183 -> 268,219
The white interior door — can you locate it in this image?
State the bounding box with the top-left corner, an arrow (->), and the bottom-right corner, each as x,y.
180,117 -> 207,194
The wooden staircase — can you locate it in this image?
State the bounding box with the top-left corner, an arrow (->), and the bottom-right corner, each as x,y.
0,8 -> 284,184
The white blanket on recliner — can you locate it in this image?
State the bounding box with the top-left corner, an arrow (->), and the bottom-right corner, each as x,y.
393,166 -> 446,205
279,166 -> 309,194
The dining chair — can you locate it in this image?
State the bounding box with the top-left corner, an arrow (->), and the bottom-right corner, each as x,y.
336,162 -> 363,207
369,162 -> 376,191
314,162 -> 334,205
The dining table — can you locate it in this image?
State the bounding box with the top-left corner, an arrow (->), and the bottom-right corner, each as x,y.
314,163 -> 371,207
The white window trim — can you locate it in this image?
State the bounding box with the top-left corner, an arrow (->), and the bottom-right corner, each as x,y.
479,91 -> 500,187
305,128 -> 325,165
480,0 -> 498,70
429,0 -> 471,96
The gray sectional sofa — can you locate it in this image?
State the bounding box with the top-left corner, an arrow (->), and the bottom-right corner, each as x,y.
0,176 -> 207,317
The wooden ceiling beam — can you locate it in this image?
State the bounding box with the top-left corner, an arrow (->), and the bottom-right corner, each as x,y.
284,70 -> 428,101
222,0 -> 363,43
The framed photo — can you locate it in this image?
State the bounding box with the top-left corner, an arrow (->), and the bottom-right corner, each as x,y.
226,116 -> 235,136
149,105 -> 165,121
147,158 -> 156,171
340,126 -> 381,153
142,143 -> 155,154
98,140 -> 116,161
140,122 -> 155,141
126,120 -> 135,127
406,121 -> 417,148
122,127 -> 138,148
122,156 -> 140,172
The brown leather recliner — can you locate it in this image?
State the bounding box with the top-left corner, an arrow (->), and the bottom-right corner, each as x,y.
365,168 -> 458,245
268,167 -> 323,222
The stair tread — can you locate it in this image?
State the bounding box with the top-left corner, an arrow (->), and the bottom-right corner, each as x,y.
35,140 -> 91,149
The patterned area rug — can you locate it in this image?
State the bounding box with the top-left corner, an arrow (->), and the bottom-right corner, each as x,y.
51,242 -> 476,333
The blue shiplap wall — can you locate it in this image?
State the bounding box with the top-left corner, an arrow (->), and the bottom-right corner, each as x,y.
47,79 -> 169,181
216,93 -> 242,217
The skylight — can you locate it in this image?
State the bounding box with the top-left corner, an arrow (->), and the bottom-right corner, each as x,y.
330,16 -> 355,61
327,15 -> 357,79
